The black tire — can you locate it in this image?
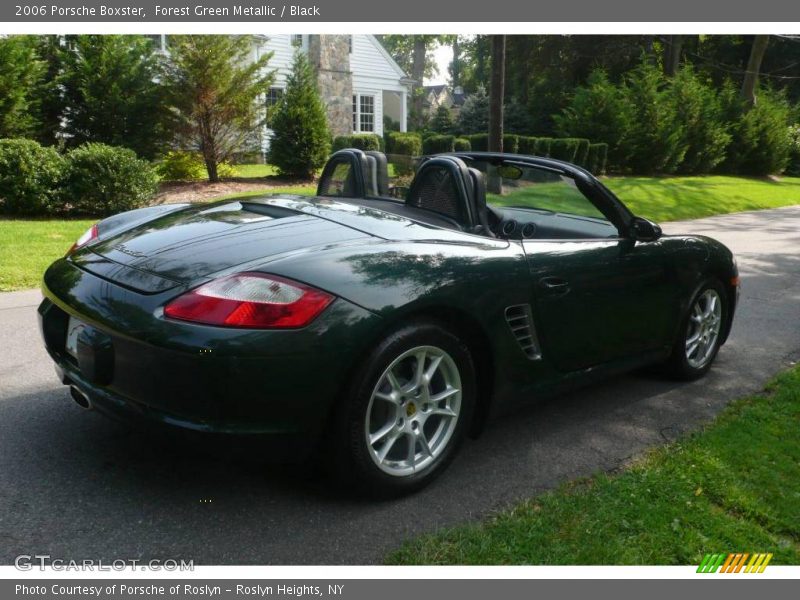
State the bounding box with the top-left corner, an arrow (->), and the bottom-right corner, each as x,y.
332,319 -> 476,497
665,278 -> 727,380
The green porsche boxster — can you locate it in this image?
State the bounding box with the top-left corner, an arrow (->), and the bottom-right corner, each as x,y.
39,150 -> 739,494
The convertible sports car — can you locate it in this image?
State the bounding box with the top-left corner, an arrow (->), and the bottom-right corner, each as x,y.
39,150 -> 738,494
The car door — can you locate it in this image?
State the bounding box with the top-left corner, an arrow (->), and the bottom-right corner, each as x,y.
524,236 -> 678,372
491,164 -> 679,372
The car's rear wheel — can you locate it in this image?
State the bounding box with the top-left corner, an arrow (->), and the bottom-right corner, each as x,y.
333,320 -> 475,496
665,279 -> 727,380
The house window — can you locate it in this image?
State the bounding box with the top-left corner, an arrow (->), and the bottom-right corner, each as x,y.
352,94 -> 375,133
265,87 -> 283,126
291,35 -> 303,47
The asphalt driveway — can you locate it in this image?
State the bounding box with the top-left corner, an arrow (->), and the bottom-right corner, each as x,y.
1,206 -> 799,565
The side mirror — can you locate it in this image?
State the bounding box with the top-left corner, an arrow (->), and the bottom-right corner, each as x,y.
630,217 -> 662,242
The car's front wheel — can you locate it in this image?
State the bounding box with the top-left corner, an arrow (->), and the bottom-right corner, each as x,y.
333,320 -> 476,496
665,279 -> 727,380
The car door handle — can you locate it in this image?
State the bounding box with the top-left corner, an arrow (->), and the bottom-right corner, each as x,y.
539,277 -> 570,295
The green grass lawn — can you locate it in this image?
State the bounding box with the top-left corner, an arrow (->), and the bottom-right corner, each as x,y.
388,366 -> 800,565
487,175 -> 800,222
230,163 -> 279,178
0,218 -> 96,291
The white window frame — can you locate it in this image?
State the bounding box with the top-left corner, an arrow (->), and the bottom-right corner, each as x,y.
352,94 -> 376,133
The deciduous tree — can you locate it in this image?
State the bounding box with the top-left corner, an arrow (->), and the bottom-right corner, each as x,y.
167,35 -> 274,181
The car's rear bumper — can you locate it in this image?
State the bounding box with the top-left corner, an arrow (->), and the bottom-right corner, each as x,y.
39,257 -> 381,438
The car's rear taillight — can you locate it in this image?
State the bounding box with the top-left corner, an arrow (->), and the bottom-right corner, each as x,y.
164,273 -> 334,329
68,223 -> 98,255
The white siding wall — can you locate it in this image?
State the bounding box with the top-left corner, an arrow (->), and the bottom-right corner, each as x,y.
255,34 -> 300,88
351,36 -> 406,90
351,36 -> 408,137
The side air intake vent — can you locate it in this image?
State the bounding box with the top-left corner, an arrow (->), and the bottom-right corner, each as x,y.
505,304 -> 542,360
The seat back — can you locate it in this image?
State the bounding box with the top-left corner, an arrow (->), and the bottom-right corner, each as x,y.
317,149 -> 369,198
406,156 -> 474,229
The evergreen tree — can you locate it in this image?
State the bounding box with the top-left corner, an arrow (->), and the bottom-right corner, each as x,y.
0,36 -> 44,138
61,35 -> 171,159
554,70 -> 634,170
267,51 -> 331,180
167,35 -> 274,181
457,86 -> 489,135
31,35 -> 65,146
429,106 -> 454,135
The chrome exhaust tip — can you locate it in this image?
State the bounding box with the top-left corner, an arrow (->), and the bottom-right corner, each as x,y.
69,385 -> 92,410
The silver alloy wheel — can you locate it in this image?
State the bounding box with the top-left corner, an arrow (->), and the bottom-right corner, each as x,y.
685,289 -> 723,369
364,345 -> 462,477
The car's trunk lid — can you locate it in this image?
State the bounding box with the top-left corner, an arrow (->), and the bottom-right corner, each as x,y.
75,197 -> 374,292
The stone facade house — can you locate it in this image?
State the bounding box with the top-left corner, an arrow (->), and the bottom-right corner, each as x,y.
257,34 -> 412,153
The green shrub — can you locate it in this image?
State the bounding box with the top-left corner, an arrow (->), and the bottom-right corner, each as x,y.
267,52 -> 331,179
386,132 -> 422,156
554,70 -> 633,171
723,89 -> 793,176
788,124 -> 800,177
620,62 -> 687,174
517,136 -> 537,155
461,133 -> 517,153
453,137 -> 472,151
332,133 -> 382,153
457,86 -> 489,134
586,143 -> 609,174
549,138 -> 583,163
503,134 -> 519,154
64,143 -> 158,216
430,106 -> 455,135
422,134 -> 455,154
465,133 -> 488,151
155,150 -> 206,181
503,101 -> 534,135
573,138 -> 591,167
670,67 -> 731,174
0,138 -> 66,215
534,137 -> 552,157
155,150 -> 235,181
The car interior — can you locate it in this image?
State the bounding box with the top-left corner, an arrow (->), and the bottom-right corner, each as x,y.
317,149 -> 620,240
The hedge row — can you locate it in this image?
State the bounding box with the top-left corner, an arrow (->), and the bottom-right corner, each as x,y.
332,131 -> 608,174
462,134 -> 520,153
385,132 -> 423,156
0,139 -> 159,216
332,134 -> 383,153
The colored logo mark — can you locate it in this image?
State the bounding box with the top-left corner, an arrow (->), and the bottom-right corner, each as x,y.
697,553 -> 773,573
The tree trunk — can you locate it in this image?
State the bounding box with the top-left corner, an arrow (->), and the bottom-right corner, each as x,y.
741,35 -> 770,107
663,35 -> 684,76
488,35 -> 506,194
200,119 -> 219,183
488,35 -> 505,152
411,36 -> 427,129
